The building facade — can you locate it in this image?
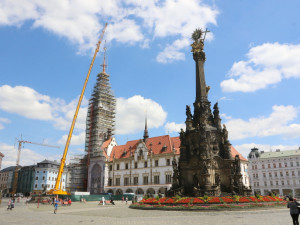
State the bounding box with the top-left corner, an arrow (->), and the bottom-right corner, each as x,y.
104,133 -> 249,196
16,165 -> 35,196
33,160 -> 67,195
0,166 -> 19,195
248,147 -> 300,197
0,152 -> 4,170
104,135 -> 180,195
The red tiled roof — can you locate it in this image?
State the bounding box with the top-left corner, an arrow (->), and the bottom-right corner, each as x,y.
108,135 -> 247,161
109,135 -> 178,161
101,138 -> 113,160
231,146 -> 247,161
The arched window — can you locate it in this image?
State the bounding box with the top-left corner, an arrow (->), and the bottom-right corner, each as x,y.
35,177 -> 38,180
42,176 -> 45,180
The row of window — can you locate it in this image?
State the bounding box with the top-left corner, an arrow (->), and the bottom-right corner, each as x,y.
108,174 -> 172,186
110,159 -> 172,171
36,170 -> 58,174
252,161 -> 300,170
0,177 -> 8,181
253,179 -> 298,187
0,184 -> 7,188
35,176 -> 65,182
253,170 -> 300,178
34,183 -> 64,189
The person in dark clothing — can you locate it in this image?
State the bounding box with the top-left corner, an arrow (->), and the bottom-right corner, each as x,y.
287,197 -> 300,225
110,197 -> 115,205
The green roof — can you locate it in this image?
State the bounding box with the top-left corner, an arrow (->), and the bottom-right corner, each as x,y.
260,149 -> 300,159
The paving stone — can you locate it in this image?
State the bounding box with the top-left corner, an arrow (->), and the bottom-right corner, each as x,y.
0,198 -> 293,225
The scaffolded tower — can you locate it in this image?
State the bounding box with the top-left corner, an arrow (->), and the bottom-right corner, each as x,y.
85,45 -> 116,159
85,45 -> 116,194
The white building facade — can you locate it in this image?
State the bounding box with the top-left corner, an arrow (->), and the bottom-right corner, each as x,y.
33,160 -> 67,195
248,148 -> 300,197
104,135 -> 180,195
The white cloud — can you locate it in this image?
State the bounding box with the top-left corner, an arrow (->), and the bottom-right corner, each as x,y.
0,85 -> 87,131
58,131 -> 86,146
224,105 -> 300,140
164,122 -> 185,134
0,85 -> 53,120
116,95 -> 167,135
0,0 -> 218,62
234,143 -> 299,160
0,142 -> 54,168
221,42 -> 300,92
0,118 -> 10,130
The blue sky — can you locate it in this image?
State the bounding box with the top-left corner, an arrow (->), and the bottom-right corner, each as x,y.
1,0 -> 300,169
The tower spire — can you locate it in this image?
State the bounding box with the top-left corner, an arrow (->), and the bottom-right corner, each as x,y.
101,40 -> 107,73
143,113 -> 149,143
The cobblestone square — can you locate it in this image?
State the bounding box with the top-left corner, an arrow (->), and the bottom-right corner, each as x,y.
0,198 -> 293,225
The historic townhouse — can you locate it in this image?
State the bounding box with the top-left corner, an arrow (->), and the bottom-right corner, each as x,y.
103,126 -> 249,196
0,166 -> 19,195
248,147 -> 300,197
33,160 -> 67,194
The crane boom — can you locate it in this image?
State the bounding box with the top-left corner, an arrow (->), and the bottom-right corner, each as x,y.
12,138 -> 60,195
49,23 -> 108,195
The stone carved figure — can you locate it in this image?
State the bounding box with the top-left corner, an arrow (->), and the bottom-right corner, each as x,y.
215,173 -> 220,185
202,161 -> 208,174
172,158 -> 180,188
234,155 -> 241,174
193,173 -> 199,188
223,124 -> 228,143
179,128 -> 186,147
213,102 -> 219,117
186,105 -> 192,120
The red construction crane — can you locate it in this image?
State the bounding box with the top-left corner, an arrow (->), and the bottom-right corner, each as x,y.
11,138 -> 59,195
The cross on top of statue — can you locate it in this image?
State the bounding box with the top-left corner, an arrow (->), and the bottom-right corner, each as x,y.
191,28 -> 210,53
192,28 -> 210,41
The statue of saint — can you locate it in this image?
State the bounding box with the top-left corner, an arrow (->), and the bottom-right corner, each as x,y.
186,105 -> 192,120
215,173 -> 220,185
223,124 -> 228,142
202,161 -> 208,174
193,173 -> 199,188
234,155 -> 241,173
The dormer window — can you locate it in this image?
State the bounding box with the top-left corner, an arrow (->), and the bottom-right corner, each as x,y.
161,145 -> 167,152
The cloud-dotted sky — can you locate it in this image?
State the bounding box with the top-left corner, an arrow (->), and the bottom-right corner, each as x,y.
1,0 -> 300,168
0,0 -> 217,63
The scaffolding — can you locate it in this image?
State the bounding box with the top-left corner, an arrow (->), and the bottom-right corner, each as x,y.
85,50 -> 116,160
67,155 -> 88,193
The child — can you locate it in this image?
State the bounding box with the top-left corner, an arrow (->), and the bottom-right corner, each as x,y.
7,199 -> 11,210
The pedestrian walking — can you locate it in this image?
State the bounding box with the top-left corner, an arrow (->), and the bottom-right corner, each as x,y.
102,196 -> 105,206
54,198 -> 59,214
125,196 -> 128,205
287,197 -> 300,225
122,196 -> 124,203
68,198 -> 72,206
7,199 -> 11,210
11,198 -> 15,210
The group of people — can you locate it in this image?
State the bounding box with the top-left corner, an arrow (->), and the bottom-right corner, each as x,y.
121,196 -> 128,205
7,197 -> 15,210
